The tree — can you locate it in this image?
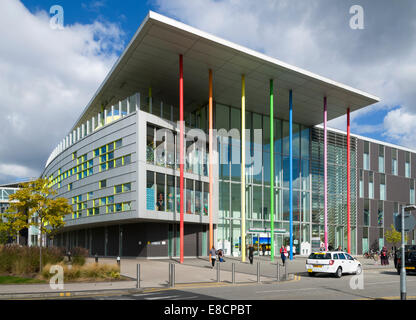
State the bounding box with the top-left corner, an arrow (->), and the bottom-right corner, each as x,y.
385,224 -> 408,249
7,178 -> 72,271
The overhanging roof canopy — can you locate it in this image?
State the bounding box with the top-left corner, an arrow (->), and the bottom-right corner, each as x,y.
73,11 -> 380,130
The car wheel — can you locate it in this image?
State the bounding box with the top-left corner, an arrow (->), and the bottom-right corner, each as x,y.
308,272 -> 315,277
355,265 -> 362,275
335,267 -> 342,278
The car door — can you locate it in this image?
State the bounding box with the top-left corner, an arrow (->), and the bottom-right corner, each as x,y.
338,253 -> 349,272
345,253 -> 357,273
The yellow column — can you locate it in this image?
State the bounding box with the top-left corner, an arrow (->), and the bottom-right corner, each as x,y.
241,75 -> 246,262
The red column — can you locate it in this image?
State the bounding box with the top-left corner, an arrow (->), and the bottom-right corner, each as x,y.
179,54 -> 184,263
347,108 -> 351,254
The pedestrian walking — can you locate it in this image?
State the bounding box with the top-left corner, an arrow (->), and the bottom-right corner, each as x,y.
381,246 -> 389,265
262,244 -> 266,256
280,245 -> 287,266
286,244 -> 291,257
209,246 -> 217,268
248,245 -> 255,264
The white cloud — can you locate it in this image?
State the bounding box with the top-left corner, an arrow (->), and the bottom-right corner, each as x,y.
0,0 -> 124,183
155,0 -> 416,148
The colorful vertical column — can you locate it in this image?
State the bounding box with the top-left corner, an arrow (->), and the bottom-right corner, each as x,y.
241,74 -> 246,262
209,69 -> 214,257
289,89 -> 293,260
324,96 -> 328,251
270,79 -> 275,262
179,54 -> 184,264
347,108 -> 351,253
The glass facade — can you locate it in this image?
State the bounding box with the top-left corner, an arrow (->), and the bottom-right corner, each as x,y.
215,103 -> 311,257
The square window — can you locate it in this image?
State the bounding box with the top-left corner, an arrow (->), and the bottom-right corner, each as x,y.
101,198 -> 106,205
100,146 -> 107,154
115,139 -> 122,148
124,155 -> 131,165
107,205 -> 115,213
99,180 -> 106,188
108,143 -> 114,152
115,203 -> 122,212
115,185 -> 123,194
107,196 -> 114,204
123,183 -> 131,192
115,158 -> 123,167
94,149 -> 99,157
108,160 -> 115,169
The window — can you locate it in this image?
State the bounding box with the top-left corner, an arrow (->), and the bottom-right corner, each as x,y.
146,171 -> 155,210
101,197 -> 106,205
380,174 -> 386,200
115,157 -> 123,167
392,148 -> 398,175
338,253 -> 346,260
363,141 -> 370,170
377,200 -> 384,227
123,202 -> 131,211
166,175 -> 174,212
115,185 -> 123,194
368,172 -> 374,199
115,139 -> 122,149
411,180 -> 415,205
115,203 -> 122,212
378,145 -> 384,173
406,152 -> 411,178
359,170 -> 364,198
68,183 -> 72,191
107,196 -> 114,204
156,173 -> 165,211
364,199 -> 370,226
124,154 -> 131,165
99,180 -> 106,189
119,183 -> 129,193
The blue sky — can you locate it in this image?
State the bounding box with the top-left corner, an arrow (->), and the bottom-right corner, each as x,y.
1,0 -> 415,183
21,0 -> 152,51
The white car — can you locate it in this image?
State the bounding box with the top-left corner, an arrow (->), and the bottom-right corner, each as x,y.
305,251 -> 362,278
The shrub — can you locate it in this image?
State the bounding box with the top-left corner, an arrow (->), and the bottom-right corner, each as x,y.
69,247 -> 88,266
42,262 -> 120,281
0,245 -> 65,275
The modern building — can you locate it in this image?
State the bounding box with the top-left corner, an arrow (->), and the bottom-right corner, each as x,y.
42,11 -> 413,258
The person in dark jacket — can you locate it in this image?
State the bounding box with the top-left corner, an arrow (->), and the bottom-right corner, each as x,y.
262,244 -> 266,256
209,246 -> 217,268
248,245 -> 255,264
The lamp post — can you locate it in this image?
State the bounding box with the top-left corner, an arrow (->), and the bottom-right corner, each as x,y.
400,204 -> 416,300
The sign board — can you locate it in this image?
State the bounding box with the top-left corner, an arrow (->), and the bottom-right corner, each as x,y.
394,212 -> 416,232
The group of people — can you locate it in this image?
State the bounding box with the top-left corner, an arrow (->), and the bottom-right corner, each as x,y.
209,246 -> 225,268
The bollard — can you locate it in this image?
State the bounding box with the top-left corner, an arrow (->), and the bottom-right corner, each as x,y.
172,263 -> 175,287
136,264 -> 140,288
257,262 -> 261,283
232,263 -> 235,284
216,260 -> 220,282
277,263 -> 280,282
169,263 -> 172,287
284,263 -> 288,280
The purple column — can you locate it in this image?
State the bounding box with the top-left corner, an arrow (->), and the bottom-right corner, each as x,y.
324,97 -> 328,250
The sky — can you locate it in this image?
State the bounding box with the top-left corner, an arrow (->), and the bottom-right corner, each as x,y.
1,0 -> 415,184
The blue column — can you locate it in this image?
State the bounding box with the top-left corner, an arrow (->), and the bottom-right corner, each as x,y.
289,89 -> 293,260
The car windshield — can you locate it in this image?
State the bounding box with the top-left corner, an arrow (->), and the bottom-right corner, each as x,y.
308,253 -> 332,259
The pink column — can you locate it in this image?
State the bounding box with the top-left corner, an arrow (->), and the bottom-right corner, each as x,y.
324,97 -> 328,251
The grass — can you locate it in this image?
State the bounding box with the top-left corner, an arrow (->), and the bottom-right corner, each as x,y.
0,275 -> 46,284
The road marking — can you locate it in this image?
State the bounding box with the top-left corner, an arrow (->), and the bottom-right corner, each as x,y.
256,287 -> 316,294
145,295 -> 180,300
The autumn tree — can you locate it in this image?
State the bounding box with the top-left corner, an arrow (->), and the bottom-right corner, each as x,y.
7,178 -> 72,271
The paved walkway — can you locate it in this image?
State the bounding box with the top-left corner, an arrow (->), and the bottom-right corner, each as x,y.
0,254 -> 395,298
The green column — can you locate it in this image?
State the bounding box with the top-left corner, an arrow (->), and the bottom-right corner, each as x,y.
270,79 -> 274,262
